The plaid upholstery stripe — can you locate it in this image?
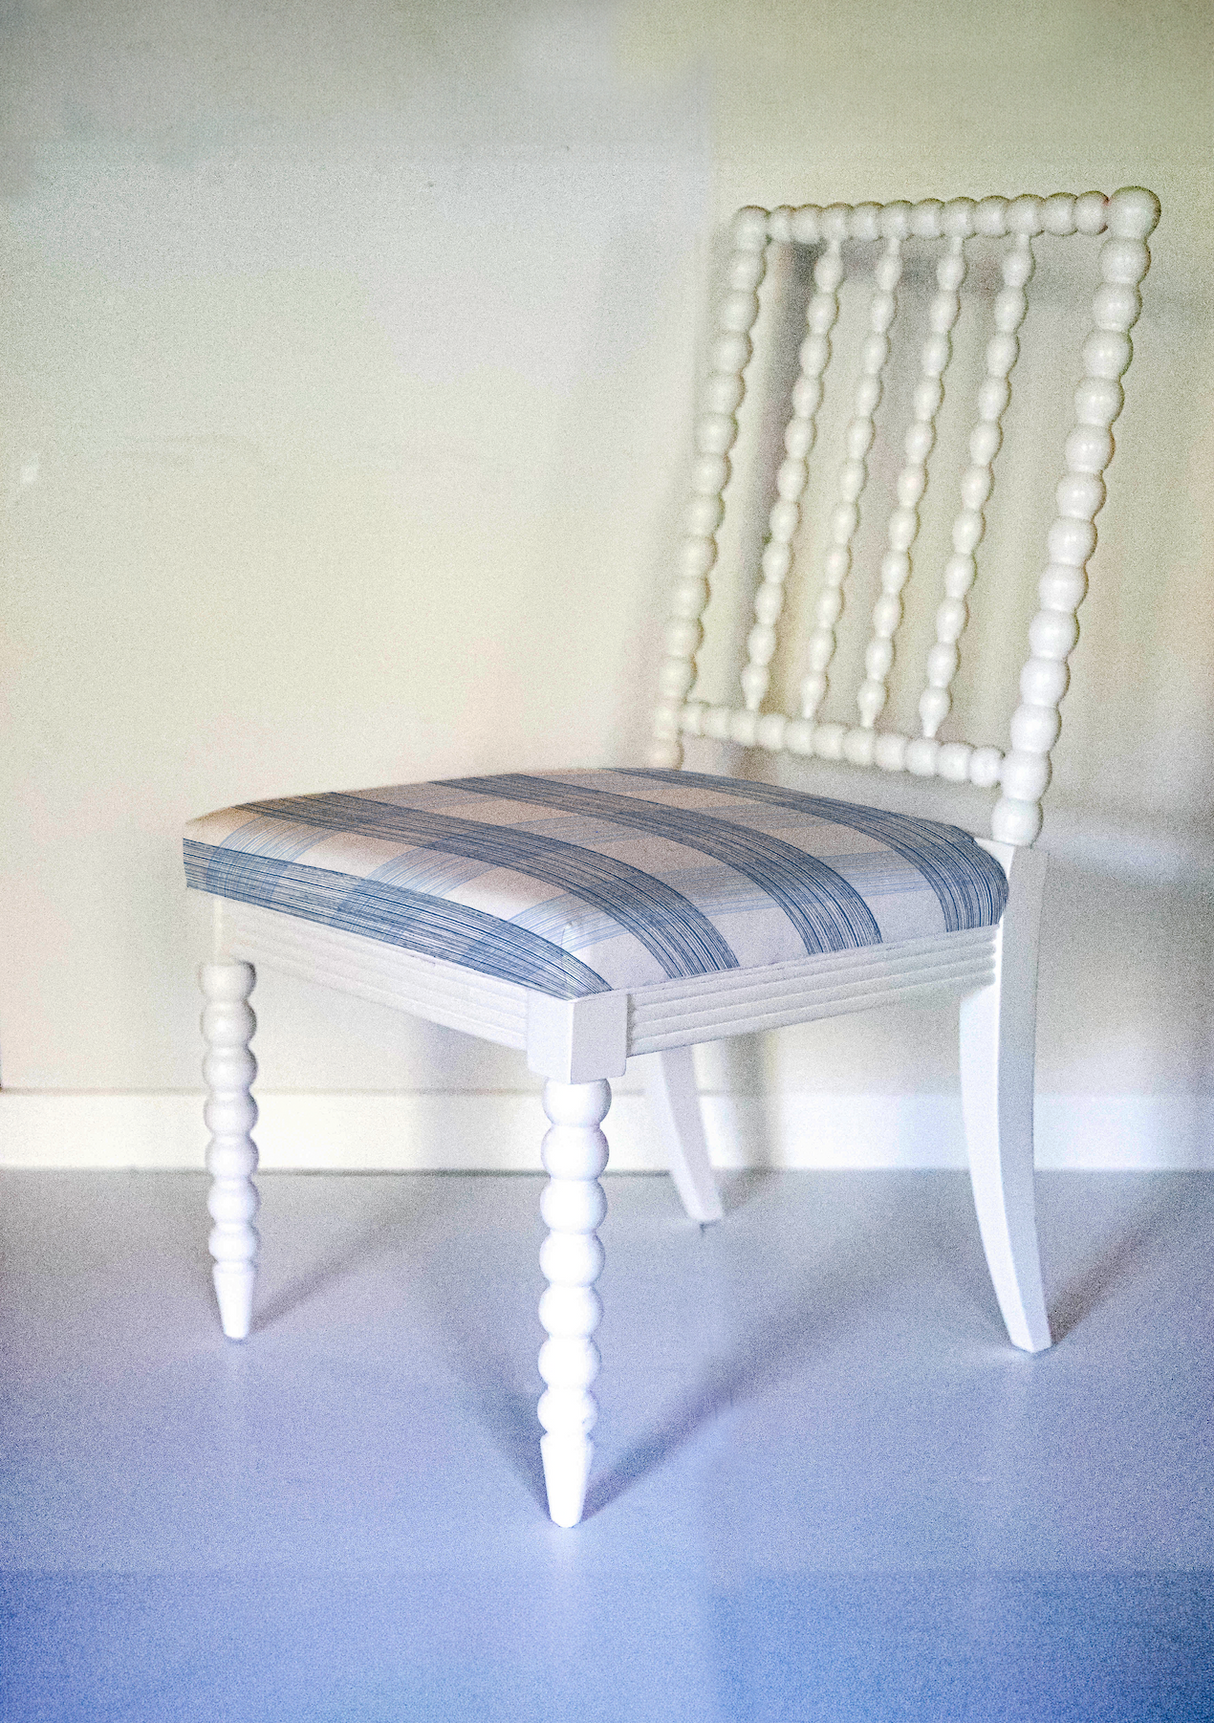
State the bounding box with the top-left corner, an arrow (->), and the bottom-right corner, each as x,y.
184,769 -> 1008,999
235,792 -> 741,981
618,769 -> 1007,934
443,774 -> 884,954
183,840 -> 612,998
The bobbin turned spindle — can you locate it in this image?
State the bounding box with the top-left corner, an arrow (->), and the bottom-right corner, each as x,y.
992,186 -> 1159,845
655,185 -> 1160,832
650,206 -> 769,772
854,228 -> 967,740
915,205 -> 1038,757
200,959 -> 260,1341
799,216 -> 908,729
537,1078 -> 611,1528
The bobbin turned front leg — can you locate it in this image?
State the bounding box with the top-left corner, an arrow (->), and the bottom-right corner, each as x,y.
537,1078 -> 610,1528
199,960 -> 260,1340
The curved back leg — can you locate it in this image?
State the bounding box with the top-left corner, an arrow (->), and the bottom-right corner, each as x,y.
959,846 -> 1052,1352
639,1047 -> 723,1223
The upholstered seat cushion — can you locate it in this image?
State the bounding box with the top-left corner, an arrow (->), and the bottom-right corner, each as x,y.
183,767 -> 1007,1000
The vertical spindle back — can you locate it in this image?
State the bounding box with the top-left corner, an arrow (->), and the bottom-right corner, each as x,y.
651,187 -> 1160,846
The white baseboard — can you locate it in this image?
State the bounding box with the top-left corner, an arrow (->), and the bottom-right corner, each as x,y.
1,1089 -> 1211,1171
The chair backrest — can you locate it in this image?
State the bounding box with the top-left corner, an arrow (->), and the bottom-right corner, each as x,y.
651,187 -> 1160,846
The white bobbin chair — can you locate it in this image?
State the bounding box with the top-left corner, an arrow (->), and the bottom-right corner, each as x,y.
185,186 -> 1160,1527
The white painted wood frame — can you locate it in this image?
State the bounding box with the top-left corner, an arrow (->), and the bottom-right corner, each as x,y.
193,186 -> 1159,1528
199,833 -> 1040,1523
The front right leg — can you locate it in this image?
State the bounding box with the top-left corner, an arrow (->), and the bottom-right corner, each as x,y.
200,959 -> 260,1340
537,1078 -> 610,1527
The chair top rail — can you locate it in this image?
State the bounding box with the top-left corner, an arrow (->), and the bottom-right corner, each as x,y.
650,187 -> 1160,847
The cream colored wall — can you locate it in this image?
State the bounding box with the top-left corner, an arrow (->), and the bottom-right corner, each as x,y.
1,0 -> 1211,1167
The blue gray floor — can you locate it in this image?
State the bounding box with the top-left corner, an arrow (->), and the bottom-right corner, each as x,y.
1,1167 -> 1211,1722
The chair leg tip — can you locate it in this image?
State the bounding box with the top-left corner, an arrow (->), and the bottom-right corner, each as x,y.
213,1264 -> 255,1341
1007,1313 -> 1053,1353
1019,1332 -> 1054,1354
541,1433 -> 592,1527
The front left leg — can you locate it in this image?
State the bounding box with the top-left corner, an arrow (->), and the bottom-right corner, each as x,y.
200,959 -> 260,1340
537,1078 -> 610,1527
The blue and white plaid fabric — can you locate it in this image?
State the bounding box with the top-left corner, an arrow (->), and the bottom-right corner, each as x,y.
183,768 -> 1008,999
